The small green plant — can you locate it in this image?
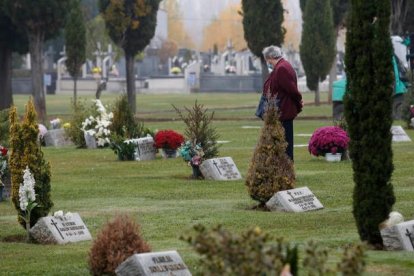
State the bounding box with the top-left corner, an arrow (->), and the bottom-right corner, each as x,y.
109,135 -> 136,161
245,101 -> 295,206
65,99 -> 95,148
182,224 -> 366,276
111,94 -> 143,138
0,109 -> 10,147
88,214 -> 151,275
173,101 -> 219,159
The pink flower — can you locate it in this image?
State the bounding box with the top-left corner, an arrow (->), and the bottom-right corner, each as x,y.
308,126 -> 349,157
38,124 -> 48,137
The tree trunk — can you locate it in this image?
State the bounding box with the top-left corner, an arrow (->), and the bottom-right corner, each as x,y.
28,32 -> 47,122
314,83 -> 320,106
328,55 -> 338,104
73,76 -> 78,104
260,55 -> 270,85
0,45 -> 13,110
125,52 -> 136,113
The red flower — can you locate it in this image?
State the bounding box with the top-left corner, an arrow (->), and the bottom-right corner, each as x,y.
0,146 -> 7,156
154,130 -> 185,150
308,126 -> 349,157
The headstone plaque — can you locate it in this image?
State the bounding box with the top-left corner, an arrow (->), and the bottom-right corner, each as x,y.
266,187 -> 324,212
44,129 -> 74,147
115,250 -> 191,276
132,137 -> 156,161
84,132 -> 97,149
199,157 -> 242,180
381,220 -> 414,251
391,126 -> 412,142
29,213 -> 92,244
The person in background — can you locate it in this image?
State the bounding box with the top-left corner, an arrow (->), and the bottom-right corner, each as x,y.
262,45 -> 303,161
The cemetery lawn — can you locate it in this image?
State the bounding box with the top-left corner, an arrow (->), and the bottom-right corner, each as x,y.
1,93 -> 413,275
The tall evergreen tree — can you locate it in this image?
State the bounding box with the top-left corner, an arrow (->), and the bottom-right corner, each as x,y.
3,0 -> 71,122
65,0 -> 87,104
300,0 -> 336,105
344,0 -> 395,248
241,0 -> 285,83
99,0 -> 161,113
0,1 -> 28,110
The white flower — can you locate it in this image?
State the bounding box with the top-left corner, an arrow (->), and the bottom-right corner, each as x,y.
19,166 -> 36,211
65,212 -> 73,219
54,210 -> 64,218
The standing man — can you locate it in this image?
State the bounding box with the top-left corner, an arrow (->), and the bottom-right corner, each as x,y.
262,45 -> 303,161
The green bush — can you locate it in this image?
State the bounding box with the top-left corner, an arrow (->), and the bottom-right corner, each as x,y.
9,99 -> 53,228
0,108 -> 10,147
182,224 -> 366,276
173,101 -> 219,159
245,102 -> 295,205
111,94 -> 143,138
65,99 -> 95,148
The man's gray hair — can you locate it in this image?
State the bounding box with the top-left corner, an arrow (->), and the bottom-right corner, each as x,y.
262,45 -> 283,59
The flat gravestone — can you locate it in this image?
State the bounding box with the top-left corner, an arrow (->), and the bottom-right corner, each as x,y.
391,126 -> 412,142
132,137 -> 156,161
116,250 -> 191,276
266,187 -> 324,212
29,213 -> 92,244
381,220 -> 414,251
199,157 -> 242,180
44,129 -> 74,147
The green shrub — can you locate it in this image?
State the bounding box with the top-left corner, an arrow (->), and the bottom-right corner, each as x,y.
65,99 -> 95,148
182,224 -> 366,275
245,102 -> 295,205
88,214 -> 151,275
0,108 -> 10,147
173,101 -> 219,159
9,99 -> 53,228
111,94 -> 143,138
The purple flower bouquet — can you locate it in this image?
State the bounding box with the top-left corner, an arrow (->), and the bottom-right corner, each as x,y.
308,126 -> 350,157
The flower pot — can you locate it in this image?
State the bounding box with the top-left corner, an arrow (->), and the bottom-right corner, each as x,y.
161,148 -> 178,158
325,153 -> 342,162
191,164 -> 204,179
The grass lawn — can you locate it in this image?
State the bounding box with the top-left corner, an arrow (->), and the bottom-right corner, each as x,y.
1,92 -> 414,275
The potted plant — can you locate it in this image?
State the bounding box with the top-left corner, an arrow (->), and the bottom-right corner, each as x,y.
308,126 -> 350,162
110,135 -> 137,161
154,129 -> 185,158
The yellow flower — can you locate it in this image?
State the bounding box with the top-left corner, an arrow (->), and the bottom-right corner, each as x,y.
92,67 -> 102,74
63,122 -> 71,129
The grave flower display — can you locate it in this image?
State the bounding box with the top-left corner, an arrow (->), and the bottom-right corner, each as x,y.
154,129 -> 184,158
19,166 -> 38,241
179,141 -> 205,178
110,138 -> 138,161
308,126 -> 350,158
81,99 -> 113,147
0,145 -> 8,199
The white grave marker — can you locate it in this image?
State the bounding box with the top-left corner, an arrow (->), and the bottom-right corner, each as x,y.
131,137 -> 156,161
44,129 -> 74,147
391,126 -> 412,142
115,250 -> 191,276
199,157 -> 242,180
381,220 -> 414,251
29,213 -> 92,244
266,187 -> 324,212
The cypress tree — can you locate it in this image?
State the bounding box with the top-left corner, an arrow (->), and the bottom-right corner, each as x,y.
65,0 -> 86,105
300,0 -> 336,105
241,0 -> 285,82
245,102 -> 295,207
344,0 -> 395,248
9,99 -> 53,228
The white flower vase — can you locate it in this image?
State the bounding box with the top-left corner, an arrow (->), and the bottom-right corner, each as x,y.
84,132 -> 97,149
325,153 -> 342,162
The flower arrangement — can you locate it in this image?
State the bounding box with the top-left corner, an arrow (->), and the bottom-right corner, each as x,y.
0,145 -> 8,186
179,141 -> 205,178
154,130 -> 184,150
308,126 -> 350,157
81,100 -> 113,147
110,137 -> 137,161
19,166 -> 38,241
50,118 -> 62,129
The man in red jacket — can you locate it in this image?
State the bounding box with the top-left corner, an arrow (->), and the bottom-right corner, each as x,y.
262,45 -> 303,161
